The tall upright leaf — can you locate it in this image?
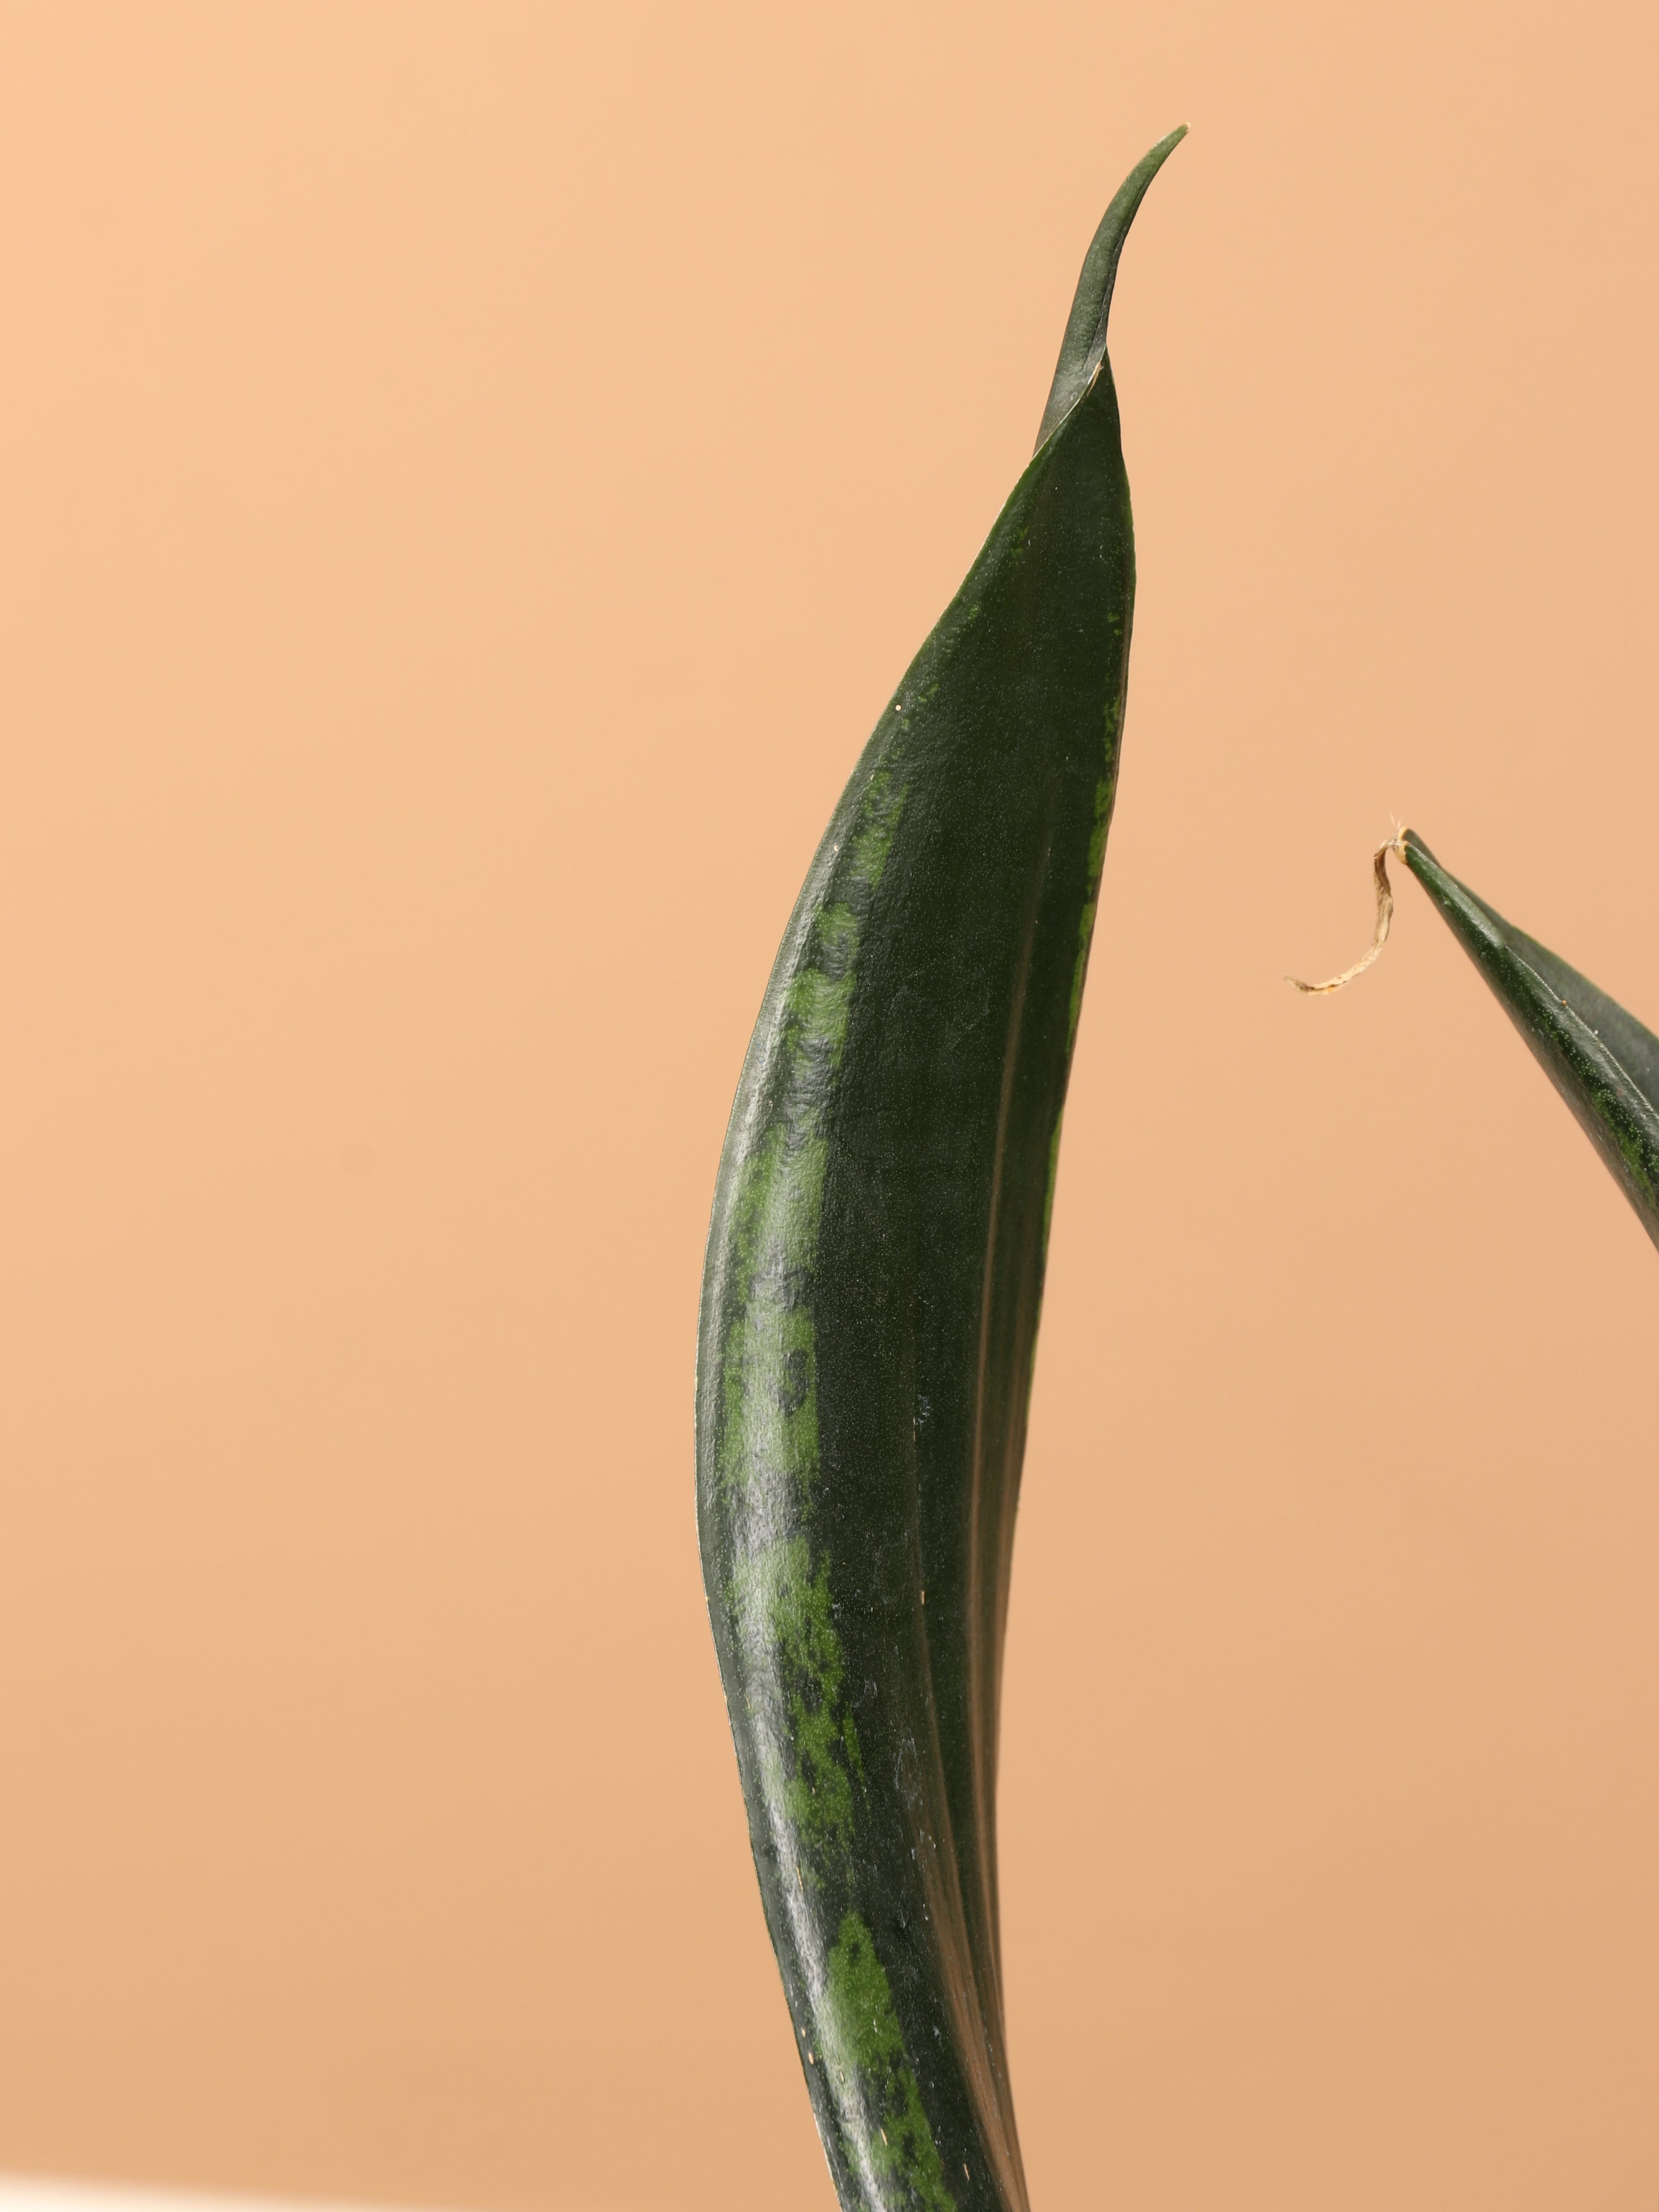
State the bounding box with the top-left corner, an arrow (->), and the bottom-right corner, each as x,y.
696,131 -> 1185,2211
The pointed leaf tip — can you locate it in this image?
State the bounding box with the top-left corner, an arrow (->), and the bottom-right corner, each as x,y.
1400,830 -> 1659,1253
1034,125 -> 1187,453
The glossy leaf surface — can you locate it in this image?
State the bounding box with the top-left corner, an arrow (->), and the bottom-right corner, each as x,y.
695,131 -> 1183,2212
1402,830 -> 1659,1250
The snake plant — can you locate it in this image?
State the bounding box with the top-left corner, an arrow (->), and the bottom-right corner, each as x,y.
696,130 -> 1184,2212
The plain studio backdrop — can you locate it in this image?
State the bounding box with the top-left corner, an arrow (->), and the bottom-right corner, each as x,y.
1,4 -> 1656,2208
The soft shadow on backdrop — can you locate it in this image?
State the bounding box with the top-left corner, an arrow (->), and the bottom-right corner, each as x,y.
1,4 -> 1655,2208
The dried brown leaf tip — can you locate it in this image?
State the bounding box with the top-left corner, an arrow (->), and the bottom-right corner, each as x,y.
1287,832 -> 1406,995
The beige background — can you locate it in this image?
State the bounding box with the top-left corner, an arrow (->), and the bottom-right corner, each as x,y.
1,3 -> 1655,2207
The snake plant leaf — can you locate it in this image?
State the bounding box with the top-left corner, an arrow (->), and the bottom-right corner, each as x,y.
696,130 -> 1183,2212
1402,830 -> 1659,1250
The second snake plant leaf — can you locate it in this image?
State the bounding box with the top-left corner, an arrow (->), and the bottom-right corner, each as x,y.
1401,829 -> 1659,1250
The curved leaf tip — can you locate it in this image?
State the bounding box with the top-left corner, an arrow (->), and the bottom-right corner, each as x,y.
1033,124 -> 1187,453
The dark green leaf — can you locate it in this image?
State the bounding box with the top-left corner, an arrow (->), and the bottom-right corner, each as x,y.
1402,830 -> 1659,1250
696,132 -> 1183,2212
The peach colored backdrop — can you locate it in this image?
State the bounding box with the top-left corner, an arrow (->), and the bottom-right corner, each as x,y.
1,4 -> 1655,2207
